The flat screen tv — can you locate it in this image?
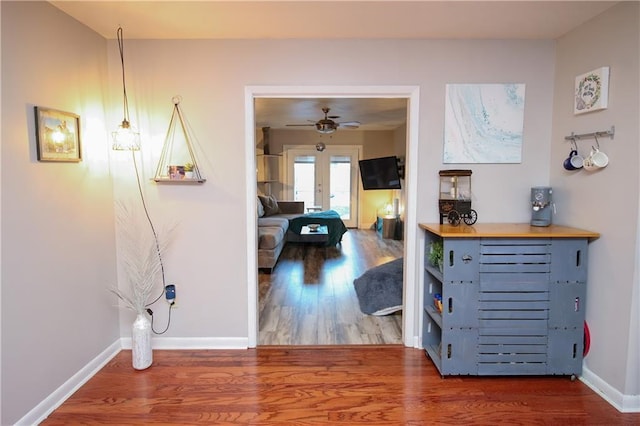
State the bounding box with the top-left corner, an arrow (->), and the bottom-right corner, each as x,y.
359,156 -> 402,190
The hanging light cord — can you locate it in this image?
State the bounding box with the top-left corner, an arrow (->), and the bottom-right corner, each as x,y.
117,27 -> 131,125
130,149 -> 167,305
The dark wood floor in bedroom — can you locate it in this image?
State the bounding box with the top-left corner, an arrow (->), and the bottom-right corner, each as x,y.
258,229 -> 404,345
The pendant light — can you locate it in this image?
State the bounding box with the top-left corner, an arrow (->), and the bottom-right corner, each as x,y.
112,26 -> 140,150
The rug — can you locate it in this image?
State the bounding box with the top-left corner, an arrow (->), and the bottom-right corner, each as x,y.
353,258 -> 403,316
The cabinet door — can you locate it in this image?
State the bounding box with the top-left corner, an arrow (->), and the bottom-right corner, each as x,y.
550,239 -> 588,282
549,281 -> 586,328
547,328 -> 583,375
442,282 -> 479,328
440,329 -> 478,375
443,239 -> 480,281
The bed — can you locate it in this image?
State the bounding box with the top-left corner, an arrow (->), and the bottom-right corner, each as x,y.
287,210 -> 348,246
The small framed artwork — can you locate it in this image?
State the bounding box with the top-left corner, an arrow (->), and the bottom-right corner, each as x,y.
574,67 -> 609,115
34,106 -> 81,162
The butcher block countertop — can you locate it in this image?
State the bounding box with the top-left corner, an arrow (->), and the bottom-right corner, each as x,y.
418,223 -> 600,240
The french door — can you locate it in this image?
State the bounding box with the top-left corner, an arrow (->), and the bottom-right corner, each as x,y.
284,145 -> 361,228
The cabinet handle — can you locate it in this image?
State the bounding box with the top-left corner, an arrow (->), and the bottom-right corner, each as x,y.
462,254 -> 473,263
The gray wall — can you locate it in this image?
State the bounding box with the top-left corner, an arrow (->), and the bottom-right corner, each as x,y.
1,2 -> 119,424
104,36 -> 555,340
551,2 -> 639,399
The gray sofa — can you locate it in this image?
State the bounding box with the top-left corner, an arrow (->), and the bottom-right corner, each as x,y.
257,198 -> 305,271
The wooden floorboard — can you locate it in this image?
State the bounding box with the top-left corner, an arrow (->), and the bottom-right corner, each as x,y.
259,229 -> 404,345
42,347 -> 639,425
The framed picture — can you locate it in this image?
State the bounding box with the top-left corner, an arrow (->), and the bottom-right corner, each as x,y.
34,106 -> 81,162
574,67 -> 609,115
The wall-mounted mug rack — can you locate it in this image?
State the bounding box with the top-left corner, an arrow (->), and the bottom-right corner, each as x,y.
563,126 -> 613,172
564,126 -> 615,143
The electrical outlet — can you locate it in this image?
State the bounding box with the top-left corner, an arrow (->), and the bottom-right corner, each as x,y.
165,284 -> 176,304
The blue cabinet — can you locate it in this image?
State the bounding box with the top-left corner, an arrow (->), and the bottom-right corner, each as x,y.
420,223 -> 598,377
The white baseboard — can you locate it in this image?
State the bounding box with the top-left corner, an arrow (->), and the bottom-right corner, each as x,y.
120,336 -> 250,350
16,339 -> 122,426
581,365 -> 640,413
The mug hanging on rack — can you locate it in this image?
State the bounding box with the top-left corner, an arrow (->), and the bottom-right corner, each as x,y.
563,139 -> 583,171
583,136 -> 609,171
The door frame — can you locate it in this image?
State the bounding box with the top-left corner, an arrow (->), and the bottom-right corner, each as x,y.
245,85 -> 421,348
283,144 -> 362,228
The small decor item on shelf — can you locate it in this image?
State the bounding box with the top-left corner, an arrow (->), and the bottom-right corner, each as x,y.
434,293 -> 443,313
184,162 -> 194,179
168,165 -> 185,180
438,169 -> 477,226
429,240 -> 444,272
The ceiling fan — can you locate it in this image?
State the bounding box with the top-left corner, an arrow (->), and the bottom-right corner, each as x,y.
286,107 -> 361,134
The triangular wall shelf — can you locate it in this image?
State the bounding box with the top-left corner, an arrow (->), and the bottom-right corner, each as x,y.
154,96 -> 206,183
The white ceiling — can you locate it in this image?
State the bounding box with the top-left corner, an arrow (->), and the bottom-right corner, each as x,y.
50,1 -> 617,40
49,0 -> 619,131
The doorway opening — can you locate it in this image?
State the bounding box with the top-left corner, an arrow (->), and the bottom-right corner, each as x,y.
245,86 -> 420,348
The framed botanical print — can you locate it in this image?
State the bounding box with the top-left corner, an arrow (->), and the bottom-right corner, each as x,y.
34,106 -> 81,162
574,67 -> 609,115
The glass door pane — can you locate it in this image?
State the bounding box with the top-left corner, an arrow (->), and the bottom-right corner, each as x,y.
285,145 -> 360,227
329,155 -> 352,221
293,155 -> 317,210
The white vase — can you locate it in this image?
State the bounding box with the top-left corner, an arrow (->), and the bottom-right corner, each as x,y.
132,314 -> 152,370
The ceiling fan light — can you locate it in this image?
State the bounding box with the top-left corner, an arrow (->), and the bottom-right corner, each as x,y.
315,123 -> 336,134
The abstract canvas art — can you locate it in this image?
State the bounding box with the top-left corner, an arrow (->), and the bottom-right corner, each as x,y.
443,84 -> 526,164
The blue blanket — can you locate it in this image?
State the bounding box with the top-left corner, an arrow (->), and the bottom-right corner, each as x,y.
288,210 -> 348,246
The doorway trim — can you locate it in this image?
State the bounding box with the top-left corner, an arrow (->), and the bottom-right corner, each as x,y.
245,85 -> 420,348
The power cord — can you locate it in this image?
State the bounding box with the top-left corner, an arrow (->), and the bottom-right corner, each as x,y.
130,151 -> 175,334
146,303 -> 174,335
130,150 -> 167,306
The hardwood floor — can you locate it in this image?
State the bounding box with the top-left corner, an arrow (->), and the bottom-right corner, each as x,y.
42,347 -> 639,425
258,229 -> 404,345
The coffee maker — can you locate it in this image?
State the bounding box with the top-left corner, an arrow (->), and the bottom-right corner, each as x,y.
531,187 -> 553,227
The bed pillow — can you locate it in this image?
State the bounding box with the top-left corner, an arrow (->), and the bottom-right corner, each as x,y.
258,195 -> 279,216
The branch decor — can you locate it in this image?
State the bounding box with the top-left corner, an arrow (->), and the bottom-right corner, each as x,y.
110,201 -> 174,315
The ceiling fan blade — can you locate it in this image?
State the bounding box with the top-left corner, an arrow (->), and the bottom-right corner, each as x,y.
286,124 -> 315,127
338,121 -> 361,128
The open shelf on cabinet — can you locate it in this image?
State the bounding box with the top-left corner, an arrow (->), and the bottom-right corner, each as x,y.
425,305 -> 443,328
425,263 -> 443,281
424,344 -> 442,371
